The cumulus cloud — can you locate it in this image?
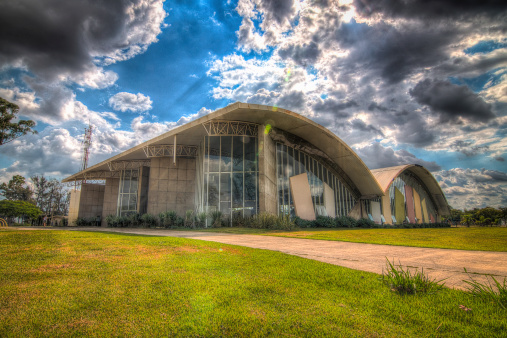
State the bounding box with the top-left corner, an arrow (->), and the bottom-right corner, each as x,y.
0,0 -> 166,83
0,128 -> 82,177
410,79 -> 496,123
109,92 -> 153,113
0,0 -> 168,183
0,0 -> 166,123
209,0 -> 506,166
449,140 -> 490,157
435,168 -> 507,209
354,143 -> 441,171
353,0 -> 507,21
235,0 -> 298,52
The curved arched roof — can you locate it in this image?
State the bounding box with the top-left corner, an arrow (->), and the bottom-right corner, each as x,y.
371,164 -> 450,216
63,102 -> 383,197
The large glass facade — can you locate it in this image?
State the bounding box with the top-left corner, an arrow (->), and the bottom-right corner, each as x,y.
117,169 -> 139,217
200,135 -> 258,221
389,172 -> 437,223
276,143 -> 357,218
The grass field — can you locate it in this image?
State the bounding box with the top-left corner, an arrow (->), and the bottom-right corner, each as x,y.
198,227 -> 507,252
1,230 -> 506,337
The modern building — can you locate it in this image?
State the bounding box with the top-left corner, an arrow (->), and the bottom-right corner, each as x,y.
63,102 -> 449,226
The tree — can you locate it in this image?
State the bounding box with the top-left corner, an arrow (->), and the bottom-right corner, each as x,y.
30,175 -> 70,216
0,200 -> 42,224
0,175 -> 33,201
461,214 -> 474,227
31,175 -> 49,210
475,207 -> 501,226
0,97 -> 37,145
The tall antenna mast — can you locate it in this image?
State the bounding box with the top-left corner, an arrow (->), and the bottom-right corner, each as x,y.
80,124 -> 93,173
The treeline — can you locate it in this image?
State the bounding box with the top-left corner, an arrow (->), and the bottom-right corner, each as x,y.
444,207 -> 507,226
0,174 -> 69,224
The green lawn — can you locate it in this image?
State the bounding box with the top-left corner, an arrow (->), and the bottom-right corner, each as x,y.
198,227 -> 507,252
1,230 -> 506,337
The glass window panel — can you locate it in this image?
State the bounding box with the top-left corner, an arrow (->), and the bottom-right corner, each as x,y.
130,177 -> 138,193
220,202 -> 231,215
282,145 -> 289,208
245,173 -> 256,201
203,173 -> 209,208
220,136 -> 232,172
122,176 -> 130,192
208,136 -> 220,172
287,146 -> 294,178
232,173 -> 243,208
129,195 -> 137,211
232,136 -> 244,171
208,173 -> 219,207
244,137 -> 256,171
244,201 -> 256,217
204,136 -> 209,173
202,135 -> 258,219
121,195 -> 129,211
294,150 -> 300,175
220,173 -> 231,202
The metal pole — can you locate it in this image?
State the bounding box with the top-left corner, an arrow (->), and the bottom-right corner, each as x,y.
173,134 -> 177,165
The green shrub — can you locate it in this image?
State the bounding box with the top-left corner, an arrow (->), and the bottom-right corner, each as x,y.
105,214 -> 119,227
276,213 -> 295,230
231,213 -> 253,227
140,213 -> 157,228
356,218 -> 376,228
158,212 -> 166,227
159,211 -> 177,228
74,217 -> 95,226
195,212 -> 207,228
175,216 -> 185,227
315,216 -> 335,228
335,216 -> 357,228
294,216 -> 315,228
210,210 -> 223,228
185,210 -> 195,228
250,212 -> 295,230
127,213 -> 141,227
118,216 -> 130,227
381,258 -> 445,295
251,212 -> 278,229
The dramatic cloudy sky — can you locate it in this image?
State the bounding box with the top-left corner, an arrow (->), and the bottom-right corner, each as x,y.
0,0 -> 505,210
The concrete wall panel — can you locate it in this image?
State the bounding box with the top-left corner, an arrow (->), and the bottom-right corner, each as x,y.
68,190 -> 81,226
102,178 -> 119,226
258,125 -> 277,215
381,195 -> 392,225
394,187 -> 406,224
404,185 -> 416,223
78,184 -> 105,224
324,182 -> 336,218
147,157 -> 196,217
290,173 -> 315,221
371,201 -> 381,224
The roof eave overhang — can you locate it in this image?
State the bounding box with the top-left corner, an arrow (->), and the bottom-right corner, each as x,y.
371,164 -> 451,216
63,102 -> 384,197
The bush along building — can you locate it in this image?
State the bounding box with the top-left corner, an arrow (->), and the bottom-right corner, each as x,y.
63,102 -> 450,227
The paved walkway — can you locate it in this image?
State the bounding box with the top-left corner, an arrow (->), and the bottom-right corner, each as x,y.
12,227 -> 507,290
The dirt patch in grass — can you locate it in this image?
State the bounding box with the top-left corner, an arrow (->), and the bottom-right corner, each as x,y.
31,264 -> 74,273
66,318 -> 97,330
174,245 -> 202,253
